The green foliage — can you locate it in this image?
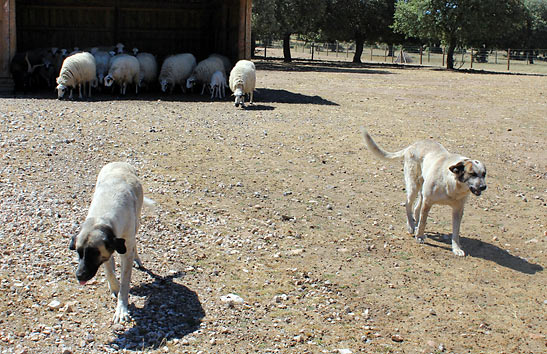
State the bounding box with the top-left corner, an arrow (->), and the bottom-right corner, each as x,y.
525,0 -> 547,48
252,0 -> 327,40
392,0 -> 529,68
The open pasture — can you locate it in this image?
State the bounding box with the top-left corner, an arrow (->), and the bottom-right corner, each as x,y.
0,60 -> 545,353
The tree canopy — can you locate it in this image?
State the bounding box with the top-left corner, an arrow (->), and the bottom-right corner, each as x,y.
392,0 -> 528,69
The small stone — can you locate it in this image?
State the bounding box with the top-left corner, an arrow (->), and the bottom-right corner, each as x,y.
391,334 -> 404,342
48,300 -> 63,310
338,349 -> 352,354
220,293 -> 244,305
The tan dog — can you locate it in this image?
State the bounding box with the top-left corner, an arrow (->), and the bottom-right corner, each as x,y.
69,162 -> 151,323
362,129 -> 487,256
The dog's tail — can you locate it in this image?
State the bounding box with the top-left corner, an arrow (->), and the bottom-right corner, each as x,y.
361,127 -> 407,160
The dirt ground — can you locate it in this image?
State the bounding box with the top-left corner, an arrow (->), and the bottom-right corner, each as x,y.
0,60 -> 545,354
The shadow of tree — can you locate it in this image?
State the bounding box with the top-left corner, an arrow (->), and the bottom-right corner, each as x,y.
427,233 -> 543,274
255,59 -> 394,75
256,88 -> 338,105
110,269 -> 205,351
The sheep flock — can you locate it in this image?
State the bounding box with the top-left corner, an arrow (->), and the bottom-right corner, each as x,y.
10,43 -> 257,107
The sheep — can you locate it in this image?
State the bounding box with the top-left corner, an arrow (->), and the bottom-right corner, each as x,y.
210,70 -> 227,99
104,54 -> 140,95
158,53 -> 196,94
229,60 -> 256,107
115,43 -> 125,54
93,50 -> 111,86
208,53 -> 232,75
56,51 -> 96,99
132,48 -> 139,56
136,52 -> 158,90
186,56 -> 224,95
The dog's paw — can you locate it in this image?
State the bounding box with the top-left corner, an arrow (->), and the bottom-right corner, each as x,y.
415,235 -> 426,244
407,225 -> 415,235
112,306 -> 131,324
452,247 -> 466,257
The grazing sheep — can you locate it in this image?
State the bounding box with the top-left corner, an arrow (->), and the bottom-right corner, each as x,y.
186,56 -> 224,95
210,70 -> 227,99
136,53 -> 158,90
104,54 -> 140,95
93,50 -> 112,86
132,48 -> 139,56
208,53 -> 232,76
229,60 -> 256,107
158,53 -> 196,94
56,52 -> 96,99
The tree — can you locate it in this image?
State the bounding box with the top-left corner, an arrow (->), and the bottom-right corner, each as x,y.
524,0 -> 547,49
323,0 -> 397,63
393,0 -> 528,69
252,0 -> 327,62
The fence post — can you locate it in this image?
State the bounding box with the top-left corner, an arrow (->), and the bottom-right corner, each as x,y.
507,48 -> 510,71
311,43 -> 315,61
384,46 -> 387,62
347,46 -> 349,58
336,41 -> 339,57
428,47 -> 430,63
419,46 -> 423,65
370,46 -> 373,61
495,50 -> 497,64
470,48 -> 473,69
264,44 -> 267,58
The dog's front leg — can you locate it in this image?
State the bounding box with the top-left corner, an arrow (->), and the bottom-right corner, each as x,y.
451,205 -> 466,256
112,250 -> 134,323
415,204 -> 431,243
105,257 -> 120,298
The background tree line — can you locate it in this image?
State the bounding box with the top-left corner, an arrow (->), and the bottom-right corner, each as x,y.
252,0 -> 547,69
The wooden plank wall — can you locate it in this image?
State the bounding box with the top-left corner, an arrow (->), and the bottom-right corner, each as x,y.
15,0 -> 249,62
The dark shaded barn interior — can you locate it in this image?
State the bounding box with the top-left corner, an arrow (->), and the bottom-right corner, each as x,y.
0,0 -> 252,93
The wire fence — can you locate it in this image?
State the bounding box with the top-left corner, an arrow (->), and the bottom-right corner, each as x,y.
254,40 -> 547,75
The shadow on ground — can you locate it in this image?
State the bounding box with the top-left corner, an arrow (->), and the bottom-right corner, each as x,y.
427,233 -> 543,274
256,88 -> 338,105
110,269 -> 205,351
255,59 -> 396,75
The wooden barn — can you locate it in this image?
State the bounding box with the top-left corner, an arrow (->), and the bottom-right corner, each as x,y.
0,0 -> 252,94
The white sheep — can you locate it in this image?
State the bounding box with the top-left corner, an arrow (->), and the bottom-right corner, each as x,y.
208,53 -> 232,76
93,50 -> 111,86
158,53 -> 196,94
186,56 -> 225,95
56,51 -> 96,99
104,54 -> 140,95
136,52 -> 158,90
229,60 -> 256,107
210,70 -> 227,99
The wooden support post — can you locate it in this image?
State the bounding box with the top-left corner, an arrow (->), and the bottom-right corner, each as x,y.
419,46 -> 423,65
311,43 -> 314,61
507,48 -> 510,71
370,46 -> 373,61
336,41 -> 339,57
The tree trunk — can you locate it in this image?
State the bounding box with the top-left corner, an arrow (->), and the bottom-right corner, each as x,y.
446,42 -> 456,69
353,35 -> 364,63
283,33 -> 292,62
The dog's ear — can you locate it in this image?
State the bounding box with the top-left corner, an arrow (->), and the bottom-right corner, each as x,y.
449,161 -> 465,176
100,225 -> 126,254
69,234 -> 77,250
114,238 -> 127,254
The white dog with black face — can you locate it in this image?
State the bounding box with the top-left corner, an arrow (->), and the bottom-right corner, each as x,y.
362,129 -> 487,256
69,162 -> 146,323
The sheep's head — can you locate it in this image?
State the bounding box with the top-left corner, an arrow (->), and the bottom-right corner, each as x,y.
56,83 -> 67,99
104,74 -> 114,87
160,79 -> 171,93
233,86 -> 245,107
186,76 -> 197,89
98,73 -> 105,85
132,48 -> 139,56
116,43 -> 125,54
